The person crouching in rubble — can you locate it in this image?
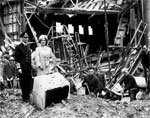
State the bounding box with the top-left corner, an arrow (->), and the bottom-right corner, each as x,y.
120,68 -> 139,101
94,69 -> 108,97
82,67 -> 100,97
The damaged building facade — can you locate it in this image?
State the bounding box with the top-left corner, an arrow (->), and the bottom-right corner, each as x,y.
0,0 -> 146,54
1,0 -> 150,115
0,1 -> 149,89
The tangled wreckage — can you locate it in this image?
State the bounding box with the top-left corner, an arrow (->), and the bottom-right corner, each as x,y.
0,0 -> 150,118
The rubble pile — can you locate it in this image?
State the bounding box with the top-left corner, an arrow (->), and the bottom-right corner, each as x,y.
1,89 -> 150,118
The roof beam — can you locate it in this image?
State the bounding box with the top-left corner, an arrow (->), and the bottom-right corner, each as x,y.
24,0 -> 121,15
36,7 -> 120,15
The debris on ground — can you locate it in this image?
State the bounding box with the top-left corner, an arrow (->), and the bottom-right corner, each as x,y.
1,89 -> 150,118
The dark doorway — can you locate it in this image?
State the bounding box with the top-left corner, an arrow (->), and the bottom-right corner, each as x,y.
27,13 -> 118,55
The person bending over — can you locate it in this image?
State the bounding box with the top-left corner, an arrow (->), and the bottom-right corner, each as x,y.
120,68 -> 139,101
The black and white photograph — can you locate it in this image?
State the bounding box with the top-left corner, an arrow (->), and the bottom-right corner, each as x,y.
0,0 -> 150,118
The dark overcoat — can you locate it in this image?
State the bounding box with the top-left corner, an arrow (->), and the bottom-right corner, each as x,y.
15,43 -> 32,101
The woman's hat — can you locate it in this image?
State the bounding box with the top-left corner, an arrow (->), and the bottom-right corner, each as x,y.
39,35 -> 48,41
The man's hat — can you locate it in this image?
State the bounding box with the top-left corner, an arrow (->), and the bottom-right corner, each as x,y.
20,32 -> 29,38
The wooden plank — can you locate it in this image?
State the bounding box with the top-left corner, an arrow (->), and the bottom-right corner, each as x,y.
128,49 -> 143,74
37,7 -> 120,15
74,32 -> 82,77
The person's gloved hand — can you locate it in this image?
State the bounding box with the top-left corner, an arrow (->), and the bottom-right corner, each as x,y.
18,68 -> 22,73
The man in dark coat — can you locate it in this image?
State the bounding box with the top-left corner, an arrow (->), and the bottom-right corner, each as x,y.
15,32 -> 32,102
94,71 -> 106,93
82,67 -> 100,97
120,68 -> 139,101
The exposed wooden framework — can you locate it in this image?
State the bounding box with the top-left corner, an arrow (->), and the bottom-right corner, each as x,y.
24,0 -> 127,15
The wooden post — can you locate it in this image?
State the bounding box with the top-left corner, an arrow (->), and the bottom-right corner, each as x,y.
104,0 -> 111,76
75,32 -> 82,78
21,0 -> 25,32
140,0 -> 150,94
24,12 -> 39,46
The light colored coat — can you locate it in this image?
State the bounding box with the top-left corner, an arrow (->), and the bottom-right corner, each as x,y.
35,46 -> 57,76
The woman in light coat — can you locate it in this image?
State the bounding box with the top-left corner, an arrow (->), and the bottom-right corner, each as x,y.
35,35 -> 57,76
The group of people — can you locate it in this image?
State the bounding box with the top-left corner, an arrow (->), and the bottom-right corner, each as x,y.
1,31 -> 149,104
80,65 -> 149,101
14,32 -> 58,102
0,32 -> 58,103
0,51 -> 19,90
118,45 -> 150,101
81,67 -> 107,98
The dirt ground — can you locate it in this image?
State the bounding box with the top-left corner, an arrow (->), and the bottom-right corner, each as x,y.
1,89 -> 150,118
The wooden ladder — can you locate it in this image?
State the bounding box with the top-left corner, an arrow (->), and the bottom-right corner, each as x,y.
114,15 -> 129,46
114,20 -> 148,74
107,20 -> 149,90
